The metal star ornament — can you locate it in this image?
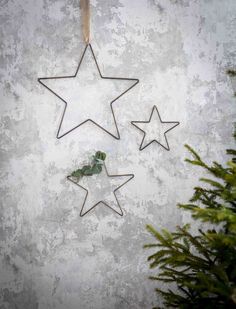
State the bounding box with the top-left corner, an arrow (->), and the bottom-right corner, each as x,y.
67,165 -> 134,217
38,44 -> 139,139
131,105 -> 180,151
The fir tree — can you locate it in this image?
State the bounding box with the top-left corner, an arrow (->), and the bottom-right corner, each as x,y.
145,97 -> 236,307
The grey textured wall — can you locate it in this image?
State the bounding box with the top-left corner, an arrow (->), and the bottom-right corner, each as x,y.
1,0 -> 236,308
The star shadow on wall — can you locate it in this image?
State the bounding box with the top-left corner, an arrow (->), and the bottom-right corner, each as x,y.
67,164 -> 134,217
131,105 -> 180,151
38,44 -> 139,139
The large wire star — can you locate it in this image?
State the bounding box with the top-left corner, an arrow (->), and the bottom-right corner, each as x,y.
67,165 -> 134,216
131,105 -> 180,151
38,44 -> 139,139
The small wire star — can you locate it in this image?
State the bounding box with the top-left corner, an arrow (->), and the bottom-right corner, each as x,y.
131,105 -> 180,151
67,165 -> 134,217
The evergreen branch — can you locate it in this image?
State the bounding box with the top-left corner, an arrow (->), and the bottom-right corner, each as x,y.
145,113 -> 236,307
200,178 -> 225,190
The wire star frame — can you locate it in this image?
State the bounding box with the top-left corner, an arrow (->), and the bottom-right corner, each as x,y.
67,164 -> 134,217
38,44 -> 139,140
131,105 -> 180,151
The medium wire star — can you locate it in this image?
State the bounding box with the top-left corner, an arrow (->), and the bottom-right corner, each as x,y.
131,105 -> 180,151
38,44 -> 139,139
67,165 -> 134,216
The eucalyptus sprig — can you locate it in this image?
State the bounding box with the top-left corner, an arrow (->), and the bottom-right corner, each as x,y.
227,69 -> 236,77
71,151 -> 106,180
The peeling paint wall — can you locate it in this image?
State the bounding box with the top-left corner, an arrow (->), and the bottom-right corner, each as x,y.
1,0 -> 236,308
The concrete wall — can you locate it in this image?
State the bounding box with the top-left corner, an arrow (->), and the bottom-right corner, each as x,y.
0,0 -> 236,308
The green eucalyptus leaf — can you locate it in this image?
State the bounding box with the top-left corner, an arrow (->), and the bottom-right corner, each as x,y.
70,151 -> 106,180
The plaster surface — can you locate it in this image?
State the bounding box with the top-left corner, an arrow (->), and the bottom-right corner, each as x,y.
0,0 -> 236,308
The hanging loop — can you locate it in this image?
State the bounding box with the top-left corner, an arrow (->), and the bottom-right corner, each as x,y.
80,0 -> 90,44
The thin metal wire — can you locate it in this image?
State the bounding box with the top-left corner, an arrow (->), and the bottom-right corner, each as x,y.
67,164 -> 134,217
38,44 -> 139,140
131,105 -> 180,151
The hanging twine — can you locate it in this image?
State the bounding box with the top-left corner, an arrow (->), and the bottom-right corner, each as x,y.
80,0 -> 90,44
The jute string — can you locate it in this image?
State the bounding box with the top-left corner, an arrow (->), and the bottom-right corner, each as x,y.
80,0 -> 90,44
